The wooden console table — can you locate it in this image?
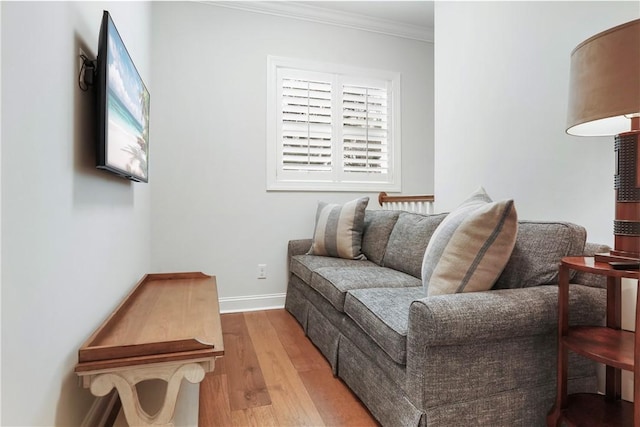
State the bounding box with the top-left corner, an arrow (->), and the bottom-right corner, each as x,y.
547,257 -> 640,426
75,272 -> 224,427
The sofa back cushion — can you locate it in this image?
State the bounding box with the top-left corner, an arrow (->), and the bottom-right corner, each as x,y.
493,221 -> 587,289
382,212 -> 448,278
361,210 -> 401,265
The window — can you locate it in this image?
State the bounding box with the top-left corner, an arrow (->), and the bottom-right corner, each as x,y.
267,57 -> 401,191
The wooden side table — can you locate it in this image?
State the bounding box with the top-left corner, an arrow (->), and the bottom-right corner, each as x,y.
547,256 -> 640,426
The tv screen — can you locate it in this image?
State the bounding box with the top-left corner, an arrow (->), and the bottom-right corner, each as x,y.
96,11 -> 149,183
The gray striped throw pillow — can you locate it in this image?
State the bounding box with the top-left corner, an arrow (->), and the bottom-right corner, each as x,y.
421,188 -> 518,296
309,197 -> 369,260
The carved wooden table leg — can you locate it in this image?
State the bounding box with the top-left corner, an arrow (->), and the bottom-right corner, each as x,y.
84,360 -> 212,426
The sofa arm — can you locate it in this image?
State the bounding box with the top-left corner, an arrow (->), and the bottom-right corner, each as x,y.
408,284 -> 604,347
406,284 -> 605,410
288,239 -> 312,258
573,242 -> 611,288
287,239 -> 312,276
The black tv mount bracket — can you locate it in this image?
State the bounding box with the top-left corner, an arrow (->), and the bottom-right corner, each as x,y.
79,54 -> 97,91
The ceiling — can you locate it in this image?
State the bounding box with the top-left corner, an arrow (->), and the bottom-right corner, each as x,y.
296,1 -> 435,29
210,1 -> 435,41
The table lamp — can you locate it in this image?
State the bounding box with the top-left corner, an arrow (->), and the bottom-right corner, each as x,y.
566,18 -> 640,263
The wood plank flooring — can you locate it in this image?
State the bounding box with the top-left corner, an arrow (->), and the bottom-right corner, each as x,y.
199,309 -> 379,426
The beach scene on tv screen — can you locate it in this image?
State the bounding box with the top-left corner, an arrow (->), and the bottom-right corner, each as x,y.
106,18 -> 149,180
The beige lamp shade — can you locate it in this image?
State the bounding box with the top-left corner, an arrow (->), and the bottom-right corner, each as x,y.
567,19 -> 640,136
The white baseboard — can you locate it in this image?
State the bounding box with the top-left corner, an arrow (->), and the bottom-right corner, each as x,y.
218,292 -> 286,313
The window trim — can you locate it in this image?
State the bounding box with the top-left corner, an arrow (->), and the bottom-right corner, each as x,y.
266,56 -> 402,192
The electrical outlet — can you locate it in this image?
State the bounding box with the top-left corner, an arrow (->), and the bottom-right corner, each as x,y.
257,264 -> 267,279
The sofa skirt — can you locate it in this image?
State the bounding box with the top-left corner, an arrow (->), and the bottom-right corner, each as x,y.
284,274 -> 309,331
338,335 -> 425,426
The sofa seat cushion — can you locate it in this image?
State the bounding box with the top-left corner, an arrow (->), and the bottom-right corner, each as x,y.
311,266 -> 421,312
344,286 -> 426,365
290,254 -> 377,284
494,221 -> 587,289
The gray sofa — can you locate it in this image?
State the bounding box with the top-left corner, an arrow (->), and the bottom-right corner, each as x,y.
284,209 -> 608,426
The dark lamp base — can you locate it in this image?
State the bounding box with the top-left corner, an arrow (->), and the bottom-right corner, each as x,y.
612,130 -> 640,263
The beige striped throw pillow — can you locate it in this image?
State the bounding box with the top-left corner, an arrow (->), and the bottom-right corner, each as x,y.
309,197 -> 369,260
422,188 -> 518,296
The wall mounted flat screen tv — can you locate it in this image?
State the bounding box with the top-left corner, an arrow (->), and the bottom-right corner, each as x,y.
96,11 -> 149,182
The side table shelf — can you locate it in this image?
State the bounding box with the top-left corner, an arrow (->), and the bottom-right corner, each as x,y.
547,257 -> 640,427
564,326 -> 635,370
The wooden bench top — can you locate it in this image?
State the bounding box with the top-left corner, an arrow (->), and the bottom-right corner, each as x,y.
75,272 -> 224,373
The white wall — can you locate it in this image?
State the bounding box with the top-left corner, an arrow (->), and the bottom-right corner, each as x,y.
1,2 -> 152,425
434,1 -> 639,246
149,2 -> 434,308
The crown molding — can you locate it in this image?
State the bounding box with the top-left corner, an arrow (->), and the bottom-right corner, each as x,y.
201,1 -> 434,42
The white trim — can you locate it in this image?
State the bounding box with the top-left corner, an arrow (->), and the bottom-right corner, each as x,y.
266,180 -> 400,192
218,293 -> 287,313
268,56 -> 401,89
201,1 -> 433,42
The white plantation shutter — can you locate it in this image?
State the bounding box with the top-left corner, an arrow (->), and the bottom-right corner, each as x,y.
342,84 -> 389,175
281,78 -> 332,172
267,57 -> 401,191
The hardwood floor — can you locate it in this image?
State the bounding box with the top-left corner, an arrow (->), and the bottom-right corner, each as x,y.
199,309 -> 379,426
